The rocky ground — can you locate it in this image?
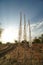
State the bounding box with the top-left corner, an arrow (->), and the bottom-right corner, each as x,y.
0,43 -> 43,65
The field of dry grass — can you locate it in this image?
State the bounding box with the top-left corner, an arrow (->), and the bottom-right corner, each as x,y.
0,43 -> 43,65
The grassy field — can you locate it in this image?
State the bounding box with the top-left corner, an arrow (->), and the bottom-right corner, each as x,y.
0,43 -> 43,65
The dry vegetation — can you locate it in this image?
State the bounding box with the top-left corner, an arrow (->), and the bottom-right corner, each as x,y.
0,43 -> 43,65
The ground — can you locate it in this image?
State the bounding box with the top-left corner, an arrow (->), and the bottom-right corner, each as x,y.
0,43 -> 43,65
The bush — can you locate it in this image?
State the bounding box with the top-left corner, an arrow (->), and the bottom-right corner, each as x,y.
0,42 -> 2,44
33,37 -> 41,43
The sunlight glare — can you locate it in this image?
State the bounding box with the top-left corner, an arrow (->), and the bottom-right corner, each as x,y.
1,27 -> 18,43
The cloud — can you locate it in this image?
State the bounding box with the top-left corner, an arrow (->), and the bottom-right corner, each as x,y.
35,21 -> 43,29
30,20 -> 43,38
31,20 -> 43,30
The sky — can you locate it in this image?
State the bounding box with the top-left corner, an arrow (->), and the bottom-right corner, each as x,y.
0,0 -> 43,42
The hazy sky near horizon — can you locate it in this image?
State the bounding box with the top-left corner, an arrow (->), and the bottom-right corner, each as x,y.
0,0 -> 43,42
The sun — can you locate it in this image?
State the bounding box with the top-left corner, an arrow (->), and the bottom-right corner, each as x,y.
1,27 -> 18,43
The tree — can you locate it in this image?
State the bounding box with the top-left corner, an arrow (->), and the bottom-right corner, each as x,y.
39,34 -> 43,43
41,34 -> 43,43
0,42 -> 2,44
15,40 -> 18,43
33,37 -> 41,43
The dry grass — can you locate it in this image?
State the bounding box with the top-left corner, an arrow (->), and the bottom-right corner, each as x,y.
0,43 -> 43,65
